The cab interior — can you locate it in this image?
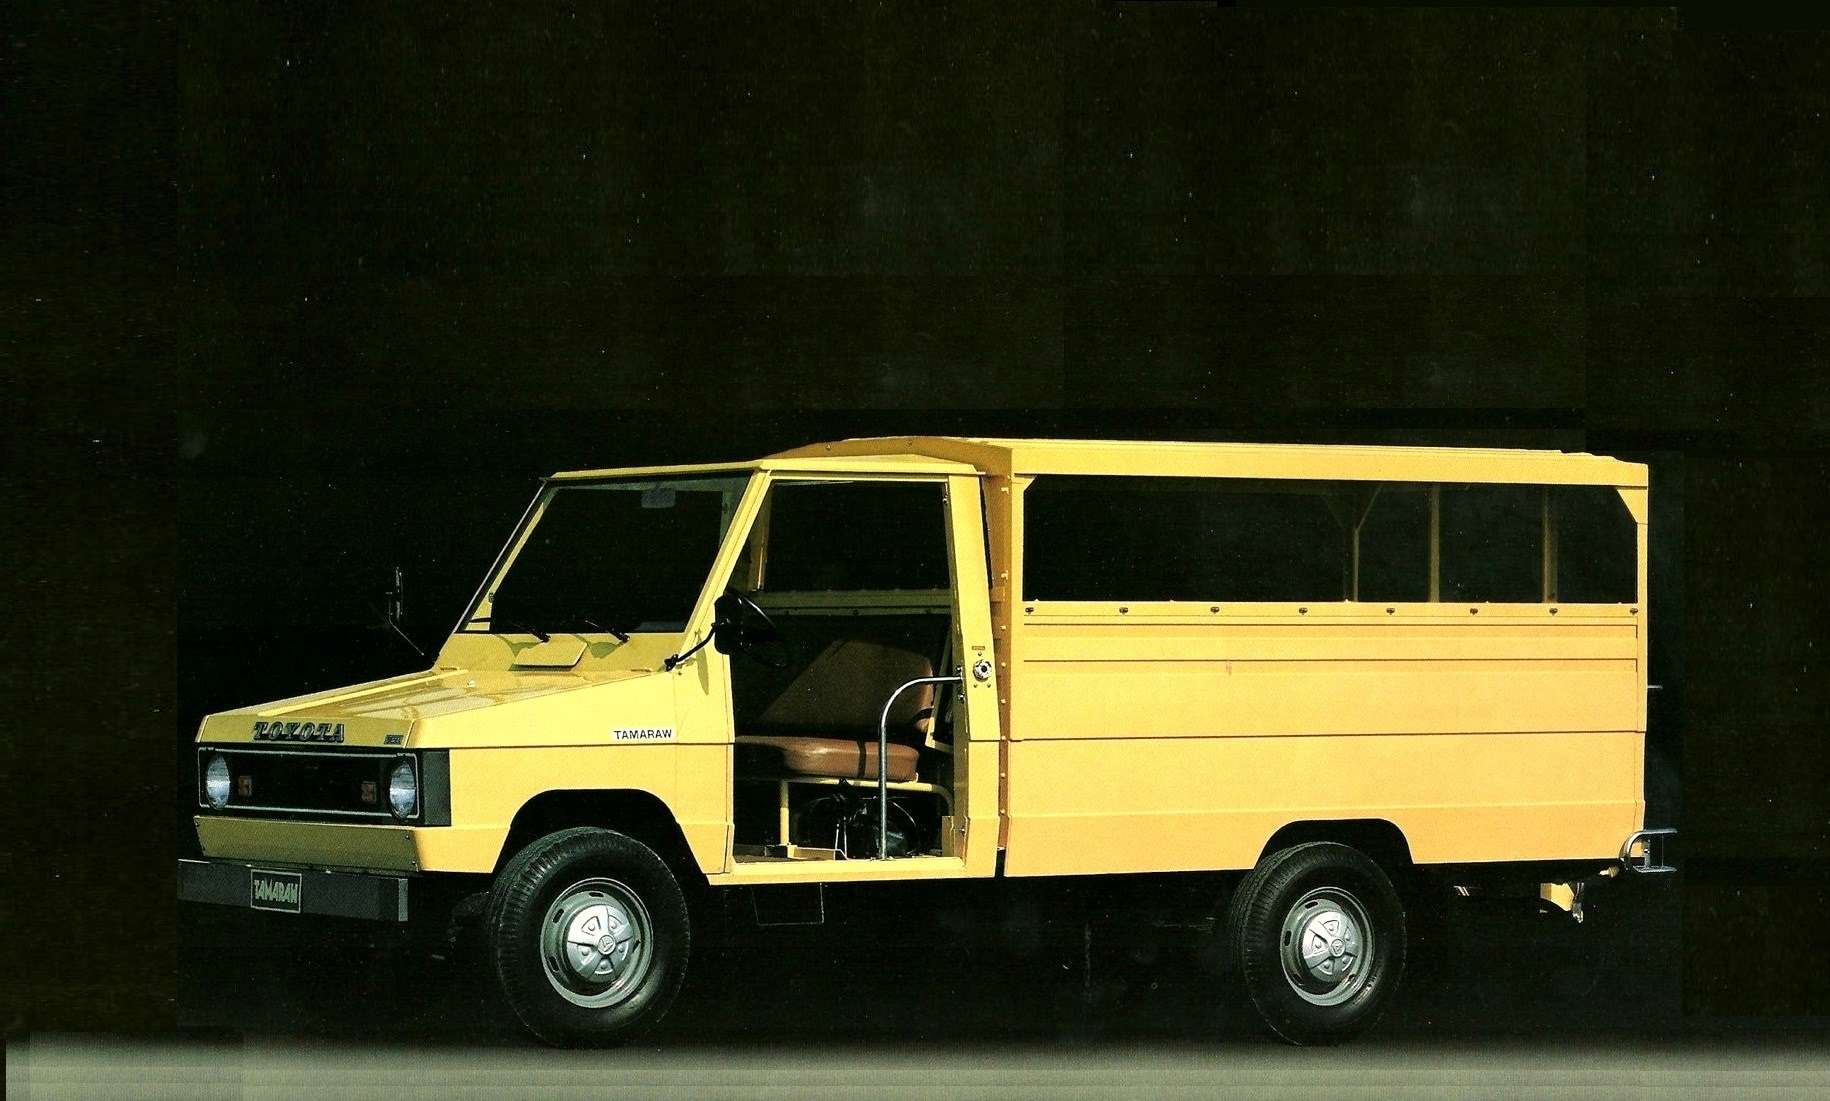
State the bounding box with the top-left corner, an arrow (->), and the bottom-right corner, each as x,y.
724,477 -> 963,864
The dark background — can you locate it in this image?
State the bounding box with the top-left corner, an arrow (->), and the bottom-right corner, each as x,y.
6,2 -> 1828,1038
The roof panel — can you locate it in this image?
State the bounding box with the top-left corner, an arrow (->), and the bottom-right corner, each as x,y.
551,437 -> 1647,487
547,453 -> 975,481
771,437 -> 1648,487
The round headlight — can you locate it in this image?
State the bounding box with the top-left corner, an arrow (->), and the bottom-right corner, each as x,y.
388,757 -> 418,819
203,753 -> 231,809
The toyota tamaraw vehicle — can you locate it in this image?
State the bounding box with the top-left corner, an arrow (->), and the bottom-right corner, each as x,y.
181,437 -> 1675,1045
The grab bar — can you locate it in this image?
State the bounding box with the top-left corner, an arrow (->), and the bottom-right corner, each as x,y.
1621,827 -> 1678,874
876,675 -> 962,859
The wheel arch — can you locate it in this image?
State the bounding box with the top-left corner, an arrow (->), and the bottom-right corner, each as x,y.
496,789 -> 708,890
1256,818 -> 1413,875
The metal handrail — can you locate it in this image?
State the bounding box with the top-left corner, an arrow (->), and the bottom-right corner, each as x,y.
875,674 -> 962,859
1620,826 -> 1678,873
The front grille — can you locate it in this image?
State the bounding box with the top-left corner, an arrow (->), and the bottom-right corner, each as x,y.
198,746 -> 412,821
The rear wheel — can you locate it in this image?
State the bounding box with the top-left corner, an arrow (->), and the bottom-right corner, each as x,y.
484,827 -> 690,1047
1223,841 -> 1405,1045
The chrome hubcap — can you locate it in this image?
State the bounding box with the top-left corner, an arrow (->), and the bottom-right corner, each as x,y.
1279,886 -> 1374,1007
540,877 -> 653,1008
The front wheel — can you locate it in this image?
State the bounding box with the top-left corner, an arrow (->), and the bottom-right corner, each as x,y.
1222,841 -> 1406,1045
484,827 -> 690,1047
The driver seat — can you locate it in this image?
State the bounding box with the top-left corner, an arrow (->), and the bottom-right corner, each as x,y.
734,635 -> 937,783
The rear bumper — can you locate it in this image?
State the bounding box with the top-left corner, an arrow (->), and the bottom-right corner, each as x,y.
179,858 -> 409,923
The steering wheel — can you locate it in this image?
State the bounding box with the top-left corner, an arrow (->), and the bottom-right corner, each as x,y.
718,589 -> 790,669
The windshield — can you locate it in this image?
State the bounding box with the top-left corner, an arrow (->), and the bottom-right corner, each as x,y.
468,475 -> 751,636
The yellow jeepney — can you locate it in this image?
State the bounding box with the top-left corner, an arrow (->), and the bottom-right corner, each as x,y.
180,437 -> 1674,1045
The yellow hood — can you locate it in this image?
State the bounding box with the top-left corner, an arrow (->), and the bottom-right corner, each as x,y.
196,666 -> 656,749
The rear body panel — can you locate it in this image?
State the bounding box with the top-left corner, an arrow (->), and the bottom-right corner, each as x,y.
1000,604 -> 1644,876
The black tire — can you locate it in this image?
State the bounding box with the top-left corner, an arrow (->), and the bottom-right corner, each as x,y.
484,827 -> 690,1047
1222,841 -> 1406,1045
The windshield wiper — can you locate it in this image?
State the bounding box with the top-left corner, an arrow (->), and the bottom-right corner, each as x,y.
579,618 -> 631,644
491,617 -> 550,643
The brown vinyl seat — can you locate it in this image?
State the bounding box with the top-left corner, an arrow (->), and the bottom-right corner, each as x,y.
734,635 -> 937,783
735,734 -> 921,783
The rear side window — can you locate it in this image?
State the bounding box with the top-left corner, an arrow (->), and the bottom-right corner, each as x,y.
1554,485 -> 1639,603
1439,484 -> 1543,603
1356,487 -> 1432,602
1023,475 -> 1639,605
1023,477 -> 1347,601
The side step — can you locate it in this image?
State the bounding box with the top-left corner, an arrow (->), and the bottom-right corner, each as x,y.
1621,827 -> 1678,874
749,883 -> 826,927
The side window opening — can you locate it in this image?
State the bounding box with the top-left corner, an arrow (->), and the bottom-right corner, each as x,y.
1023,475 -> 1639,606
1554,485 -> 1639,603
1355,486 -> 1432,602
1438,484 -> 1543,604
1023,477 -> 1348,602
729,477 -> 957,731
754,480 -> 950,594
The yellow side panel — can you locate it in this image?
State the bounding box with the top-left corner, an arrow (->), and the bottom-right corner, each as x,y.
1013,613 -> 1642,740
1002,732 -> 1644,875
945,473 -> 1002,878
1002,609 -> 1646,876
440,743 -> 731,875
446,743 -> 675,825
670,648 -> 737,875
1021,659 -> 1639,739
412,827 -> 521,872
671,743 -> 733,875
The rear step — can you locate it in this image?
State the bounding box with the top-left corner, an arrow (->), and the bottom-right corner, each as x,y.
1621,827 -> 1678,874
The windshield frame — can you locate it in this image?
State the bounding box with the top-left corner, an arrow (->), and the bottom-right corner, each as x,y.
454,468 -> 763,640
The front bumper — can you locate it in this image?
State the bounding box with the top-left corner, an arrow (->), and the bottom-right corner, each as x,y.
179,858 -> 409,923
192,815 -> 510,873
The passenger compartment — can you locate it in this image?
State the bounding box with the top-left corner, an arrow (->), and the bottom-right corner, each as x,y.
731,609 -> 955,861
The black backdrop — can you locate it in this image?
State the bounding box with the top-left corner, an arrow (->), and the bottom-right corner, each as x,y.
6,2 -> 1828,1036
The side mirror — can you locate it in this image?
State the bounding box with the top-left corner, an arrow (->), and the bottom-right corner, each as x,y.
372,564 -> 426,657
708,591 -> 787,668
710,594 -> 744,655
667,592 -> 780,672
